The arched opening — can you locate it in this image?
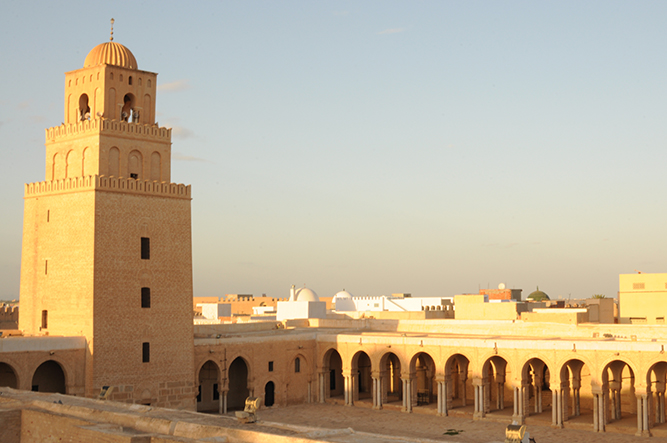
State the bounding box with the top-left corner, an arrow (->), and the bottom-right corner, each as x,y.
411,352 -> 436,408
31,360 -> 66,393
481,356 -> 510,417
122,93 -> 135,122
559,359 -> 592,426
648,361 -> 667,430
197,360 -> 219,413
264,381 -> 275,407
380,352 -> 402,405
228,357 -> 249,411
445,354 -> 471,412
78,94 -> 90,120
602,360 -> 636,431
325,349 -> 344,399
351,351 -> 372,402
521,358 -> 552,420
0,362 -> 18,388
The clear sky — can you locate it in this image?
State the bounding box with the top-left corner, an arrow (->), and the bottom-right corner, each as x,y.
1,1 -> 667,301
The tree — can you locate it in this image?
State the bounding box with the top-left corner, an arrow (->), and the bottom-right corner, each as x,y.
592,294 -> 606,299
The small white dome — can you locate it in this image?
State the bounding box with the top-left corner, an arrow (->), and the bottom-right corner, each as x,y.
334,290 -> 353,299
295,287 -> 319,302
333,290 -> 356,311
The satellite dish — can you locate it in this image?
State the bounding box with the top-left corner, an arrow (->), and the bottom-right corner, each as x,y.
498,283 -> 506,290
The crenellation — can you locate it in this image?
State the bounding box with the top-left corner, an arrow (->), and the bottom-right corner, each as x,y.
45,119 -> 171,142
24,175 -> 191,199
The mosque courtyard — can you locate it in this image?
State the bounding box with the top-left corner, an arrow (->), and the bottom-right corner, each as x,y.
258,402 -> 665,443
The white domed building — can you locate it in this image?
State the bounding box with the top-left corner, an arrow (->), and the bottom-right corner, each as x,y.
332,290 -> 356,311
276,285 -> 327,321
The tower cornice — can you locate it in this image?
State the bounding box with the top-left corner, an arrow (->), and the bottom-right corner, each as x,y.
45,119 -> 172,144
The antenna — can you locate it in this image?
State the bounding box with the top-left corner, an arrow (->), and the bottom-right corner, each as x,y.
110,18 -> 115,41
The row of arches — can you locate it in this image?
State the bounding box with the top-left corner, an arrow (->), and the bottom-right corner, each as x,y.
50,147 -> 163,182
196,354 -> 312,414
0,360 -> 66,394
320,348 -> 667,435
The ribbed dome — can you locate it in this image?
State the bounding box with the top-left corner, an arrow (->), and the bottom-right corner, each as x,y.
84,42 -> 138,70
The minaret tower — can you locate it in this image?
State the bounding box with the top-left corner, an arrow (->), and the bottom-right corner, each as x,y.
19,23 -> 195,409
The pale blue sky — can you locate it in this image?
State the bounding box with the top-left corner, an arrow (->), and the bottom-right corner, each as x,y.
2,1 -> 667,301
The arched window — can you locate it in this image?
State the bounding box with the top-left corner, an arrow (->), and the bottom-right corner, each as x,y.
122,94 -> 137,122
295,357 -> 301,373
79,94 -> 91,121
128,76 -> 133,85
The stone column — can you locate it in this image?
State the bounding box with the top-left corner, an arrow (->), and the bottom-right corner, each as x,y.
460,373 -> 468,407
560,380 -> 570,422
342,371 -> 355,406
220,389 -> 228,414
352,372 -> 359,403
571,375 -> 581,417
437,375 -> 448,416
551,388 -> 558,427
609,381 -> 621,421
372,372 -> 382,410
592,390 -> 606,433
496,374 -> 505,411
401,377 -> 412,412
513,384 -> 526,425
656,381 -> 666,424
319,371 -> 326,403
472,377 -> 485,419
635,391 -> 652,437
536,383 -> 543,414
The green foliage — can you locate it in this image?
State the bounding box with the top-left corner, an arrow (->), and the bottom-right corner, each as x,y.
592,294 -> 606,299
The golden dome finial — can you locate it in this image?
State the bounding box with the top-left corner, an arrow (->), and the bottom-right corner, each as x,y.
110,18 -> 115,41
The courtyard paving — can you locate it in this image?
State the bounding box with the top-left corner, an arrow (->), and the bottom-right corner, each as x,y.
256,401 -> 667,442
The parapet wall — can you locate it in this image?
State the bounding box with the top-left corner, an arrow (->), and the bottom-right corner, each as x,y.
0,306 -> 18,323
25,175 -> 190,199
45,119 -> 171,142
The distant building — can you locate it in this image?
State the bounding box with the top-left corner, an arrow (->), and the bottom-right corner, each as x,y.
480,287 -> 522,301
619,272 -> 667,324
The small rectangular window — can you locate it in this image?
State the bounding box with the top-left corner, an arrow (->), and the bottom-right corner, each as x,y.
41,310 -> 48,329
213,383 -> 219,400
295,357 -> 300,373
45,260 -> 48,275
47,210 -> 50,222
130,173 -> 138,179
142,342 -> 150,363
141,287 -> 151,308
633,283 -> 645,290
141,237 -> 150,260
268,361 -> 274,372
